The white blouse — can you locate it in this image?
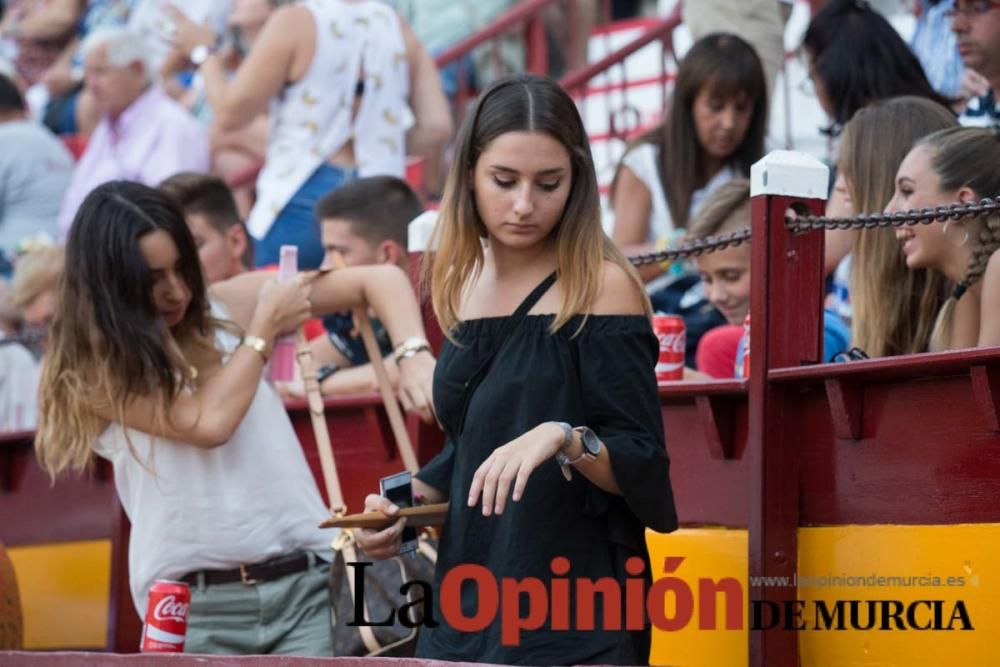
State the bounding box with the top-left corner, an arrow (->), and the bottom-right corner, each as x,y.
93,307 -> 332,614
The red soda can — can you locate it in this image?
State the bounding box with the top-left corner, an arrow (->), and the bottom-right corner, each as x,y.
141,580 -> 191,652
653,315 -> 686,382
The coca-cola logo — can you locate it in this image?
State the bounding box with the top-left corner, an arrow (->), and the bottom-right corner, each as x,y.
153,595 -> 189,623
658,332 -> 685,354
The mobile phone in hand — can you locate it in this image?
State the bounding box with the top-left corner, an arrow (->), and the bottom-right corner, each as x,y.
379,471 -> 418,555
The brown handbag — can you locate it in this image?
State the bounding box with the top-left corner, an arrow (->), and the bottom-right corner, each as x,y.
294,258 -> 438,657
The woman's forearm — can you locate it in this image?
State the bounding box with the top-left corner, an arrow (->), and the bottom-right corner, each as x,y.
311,265 -> 429,346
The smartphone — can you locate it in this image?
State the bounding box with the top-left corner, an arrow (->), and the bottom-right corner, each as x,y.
379,472 -> 418,555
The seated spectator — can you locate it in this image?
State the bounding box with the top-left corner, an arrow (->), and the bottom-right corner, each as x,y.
888,127 -> 1000,350
951,0 -> 1000,128
9,244 -> 63,329
56,26 -> 209,238
159,172 -> 252,284
911,0 -> 964,98
307,175 -> 424,396
690,179 -> 850,378
0,240 -> 56,431
803,0 -> 954,137
610,33 -> 767,363
35,0 -> 139,138
0,72 -> 72,259
166,0 -> 451,270
0,330 -> 38,432
0,0 -> 80,87
835,96 -> 956,358
159,172 -> 329,352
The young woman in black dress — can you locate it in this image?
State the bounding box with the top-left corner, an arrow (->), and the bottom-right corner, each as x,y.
357,73 -> 678,665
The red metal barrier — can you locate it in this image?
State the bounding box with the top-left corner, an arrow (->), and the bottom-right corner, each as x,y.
654,151 -> 1000,666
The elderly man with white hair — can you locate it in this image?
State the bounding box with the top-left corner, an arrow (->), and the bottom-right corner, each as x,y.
56,27 -> 209,238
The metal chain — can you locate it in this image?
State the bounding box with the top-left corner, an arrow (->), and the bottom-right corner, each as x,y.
785,196 -> 1000,233
628,228 -> 752,266
626,196 -> 1000,266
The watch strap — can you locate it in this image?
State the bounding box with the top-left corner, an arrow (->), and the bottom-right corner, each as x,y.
552,421 -> 574,481
239,335 -> 269,362
392,336 -> 431,364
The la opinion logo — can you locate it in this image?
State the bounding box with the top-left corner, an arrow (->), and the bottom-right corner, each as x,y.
347,556 -> 974,646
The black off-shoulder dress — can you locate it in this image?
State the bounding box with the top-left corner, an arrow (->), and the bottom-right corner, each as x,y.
415,313 -> 678,666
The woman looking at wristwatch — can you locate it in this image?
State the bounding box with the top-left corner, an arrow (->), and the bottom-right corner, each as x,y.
35,180 -> 436,655
356,74 -> 678,666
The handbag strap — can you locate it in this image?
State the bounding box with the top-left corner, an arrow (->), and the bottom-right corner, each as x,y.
295,329 -> 347,513
329,252 -> 420,474
296,251 -> 425,518
453,271 -> 557,436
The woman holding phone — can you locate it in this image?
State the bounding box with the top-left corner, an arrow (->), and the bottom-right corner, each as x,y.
35,180 -> 436,655
357,74 -> 678,666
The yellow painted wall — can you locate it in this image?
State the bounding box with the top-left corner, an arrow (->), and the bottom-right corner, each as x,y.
797,524 -> 998,666
7,540 -> 111,649
646,525 -> 1000,667
647,527 -> 748,667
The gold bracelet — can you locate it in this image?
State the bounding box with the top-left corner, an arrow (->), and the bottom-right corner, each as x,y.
392,336 -> 431,364
239,335 -> 270,362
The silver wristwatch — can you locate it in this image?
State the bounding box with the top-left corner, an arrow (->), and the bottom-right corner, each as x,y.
190,43 -> 215,67
553,422 -> 600,480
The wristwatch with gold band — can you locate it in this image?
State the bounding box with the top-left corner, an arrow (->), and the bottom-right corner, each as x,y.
239,335 -> 269,362
392,336 -> 431,363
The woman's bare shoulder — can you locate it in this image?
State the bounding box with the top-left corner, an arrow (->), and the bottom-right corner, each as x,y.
590,260 -> 646,316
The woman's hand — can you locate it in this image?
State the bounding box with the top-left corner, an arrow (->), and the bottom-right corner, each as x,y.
396,350 -> 436,423
354,493 -> 406,560
250,274 -> 312,341
468,422 -> 563,517
164,4 -> 216,61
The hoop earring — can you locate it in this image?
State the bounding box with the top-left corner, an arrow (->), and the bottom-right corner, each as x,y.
943,221 -> 969,247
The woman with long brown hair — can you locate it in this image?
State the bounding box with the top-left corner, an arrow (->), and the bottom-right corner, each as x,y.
837,96 -> 957,357
611,33 -> 767,281
35,180 -> 436,654
357,74 -> 677,665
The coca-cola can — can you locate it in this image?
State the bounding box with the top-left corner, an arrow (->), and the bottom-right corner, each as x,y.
141,580 -> 191,652
653,314 -> 685,382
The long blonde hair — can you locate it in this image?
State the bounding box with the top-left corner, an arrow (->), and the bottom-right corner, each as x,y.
427,74 -> 650,335
916,128 -> 1000,350
839,96 -> 956,357
36,182 -> 227,478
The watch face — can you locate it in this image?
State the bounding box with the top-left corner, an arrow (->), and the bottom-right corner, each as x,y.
578,427 -> 601,456
191,45 -> 208,65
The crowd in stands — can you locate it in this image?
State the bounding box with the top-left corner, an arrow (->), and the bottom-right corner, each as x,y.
1,0 -> 999,662
0,0 -> 998,426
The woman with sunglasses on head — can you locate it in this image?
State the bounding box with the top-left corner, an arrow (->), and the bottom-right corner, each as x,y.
887,127 -> 1000,350
356,74 -> 678,665
35,181 -> 436,655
